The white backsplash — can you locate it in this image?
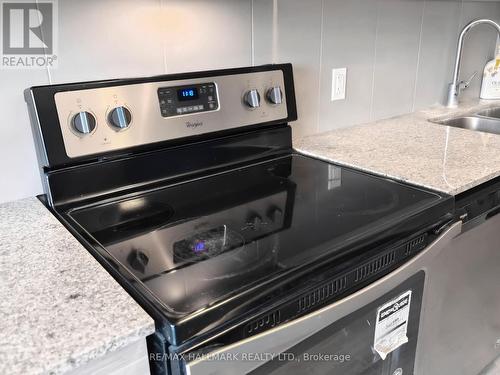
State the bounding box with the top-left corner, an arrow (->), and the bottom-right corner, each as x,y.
253,0 -> 500,137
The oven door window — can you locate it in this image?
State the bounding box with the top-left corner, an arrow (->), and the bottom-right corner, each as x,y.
250,271 -> 424,375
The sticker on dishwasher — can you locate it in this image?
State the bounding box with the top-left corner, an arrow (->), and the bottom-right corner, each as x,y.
373,290 -> 412,360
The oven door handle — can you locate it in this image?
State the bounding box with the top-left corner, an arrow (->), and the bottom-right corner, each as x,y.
184,221 -> 462,375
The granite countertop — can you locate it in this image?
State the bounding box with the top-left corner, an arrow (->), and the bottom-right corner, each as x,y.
0,197 -> 155,375
295,100 -> 500,195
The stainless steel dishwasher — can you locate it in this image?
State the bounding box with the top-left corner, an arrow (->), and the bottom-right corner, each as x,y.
417,179 -> 500,375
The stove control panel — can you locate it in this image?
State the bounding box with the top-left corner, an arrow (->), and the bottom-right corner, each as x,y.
53,69 -> 289,159
158,82 -> 219,117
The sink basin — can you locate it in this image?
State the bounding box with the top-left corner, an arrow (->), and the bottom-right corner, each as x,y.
476,107 -> 500,119
437,116 -> 500,136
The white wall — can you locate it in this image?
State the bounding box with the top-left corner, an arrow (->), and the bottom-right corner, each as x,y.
254,0 -> 500,139
0,0 -> 253,204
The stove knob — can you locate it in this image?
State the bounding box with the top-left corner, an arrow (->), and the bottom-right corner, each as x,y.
266,86 -> 283,105
244,89 -> 261,109
72,111 -> 96,135
267,207 -> 283,223
248,214 -> 263,231
108,106 -> 132,130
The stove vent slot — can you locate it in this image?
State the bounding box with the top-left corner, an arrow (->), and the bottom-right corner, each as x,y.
405,234 -> 426,255
297,275 -> 347,313
355,251 -> 395,282
246,310 -> 281,335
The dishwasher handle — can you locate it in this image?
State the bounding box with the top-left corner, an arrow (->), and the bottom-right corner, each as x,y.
485,205 -> 500,220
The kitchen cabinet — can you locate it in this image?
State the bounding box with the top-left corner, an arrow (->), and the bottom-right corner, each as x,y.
70,338 -> 150,375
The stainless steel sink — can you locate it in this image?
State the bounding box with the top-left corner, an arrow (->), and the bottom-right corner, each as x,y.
437,116 -> 500,136
476,107 -> 500,119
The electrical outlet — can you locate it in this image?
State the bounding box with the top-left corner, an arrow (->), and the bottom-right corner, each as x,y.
331,68 -> 347,101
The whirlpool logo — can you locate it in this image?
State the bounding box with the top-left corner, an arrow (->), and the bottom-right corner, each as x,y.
186,121 -> 203,129
1,0 -> 58,68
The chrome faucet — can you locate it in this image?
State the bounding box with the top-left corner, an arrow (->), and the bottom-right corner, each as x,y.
446,19 -> 500,108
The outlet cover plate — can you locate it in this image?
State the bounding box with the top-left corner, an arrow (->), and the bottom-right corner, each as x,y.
331,68 -> 347,101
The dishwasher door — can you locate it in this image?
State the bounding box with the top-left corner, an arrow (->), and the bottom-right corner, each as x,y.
417,213 -> 500,375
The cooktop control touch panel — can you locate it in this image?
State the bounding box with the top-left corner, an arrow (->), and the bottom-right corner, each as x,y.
158,82 -> 219,117
53,69 -> 288,159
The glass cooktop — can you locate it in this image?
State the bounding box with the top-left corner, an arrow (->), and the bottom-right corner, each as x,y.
69,154 -> 448,320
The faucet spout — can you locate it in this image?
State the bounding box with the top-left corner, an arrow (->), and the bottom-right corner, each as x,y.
446,19 -> 500,108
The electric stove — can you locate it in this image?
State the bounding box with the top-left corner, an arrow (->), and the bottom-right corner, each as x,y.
26,64 -> 455,375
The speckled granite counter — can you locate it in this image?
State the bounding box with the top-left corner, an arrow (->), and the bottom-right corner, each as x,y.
295,100 -> 500,195
0,197 -> 155,375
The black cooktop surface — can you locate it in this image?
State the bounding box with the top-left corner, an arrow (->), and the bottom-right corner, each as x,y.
69,153 -> 450,339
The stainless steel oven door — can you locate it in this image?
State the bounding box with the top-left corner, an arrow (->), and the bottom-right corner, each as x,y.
183,221 -> 462,375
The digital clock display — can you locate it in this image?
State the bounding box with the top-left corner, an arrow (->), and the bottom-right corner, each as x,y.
158,82 -> 217,117
177,87 -> 199,101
